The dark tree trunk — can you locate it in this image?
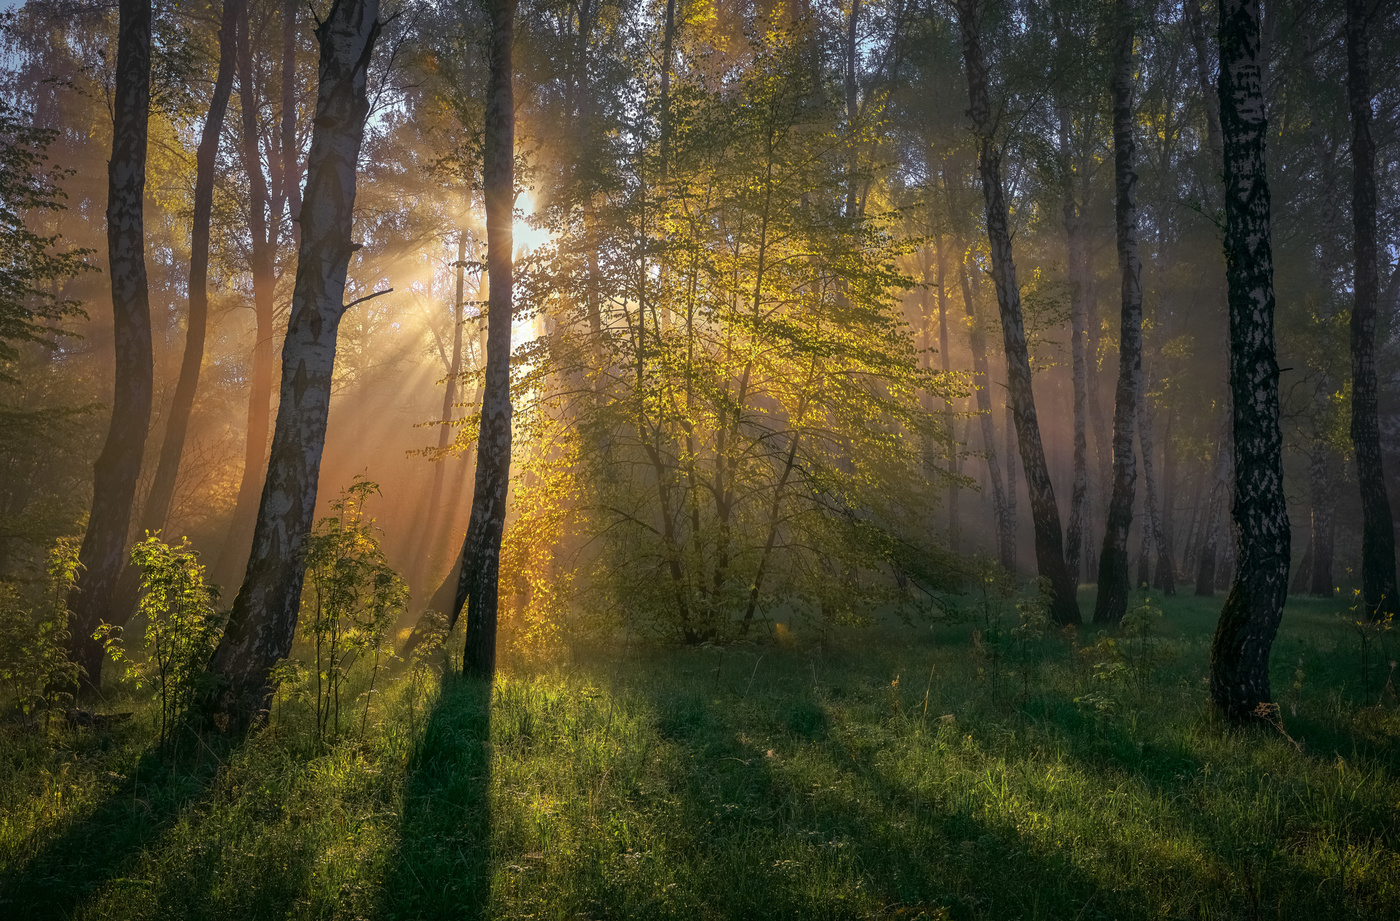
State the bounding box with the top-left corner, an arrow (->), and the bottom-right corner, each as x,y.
954,0 -> 1079,625
114,0 -> 244,618
1346,0 -> 1398,620
956,241 -> 1014,572
206,0 -> 382,730
1210,0 -> 1291,724
215,4 -> 284,593
67,0 -> 155,691
1059,102 -> 1091,587
1095,0 -> 1143,625
456,0 -> 517,679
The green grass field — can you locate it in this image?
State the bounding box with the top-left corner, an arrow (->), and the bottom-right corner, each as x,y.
2,588 -> 1398,920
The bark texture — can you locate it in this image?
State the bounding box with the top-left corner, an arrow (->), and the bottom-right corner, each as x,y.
1210,0 -> 1291,724
954,0 -> 1079,625
67,0 -> 155,691
1095,0 -> 1143,625
456,0 -> 517,679
115,0 -> 245,619
206,0 -> 381,730
1346,0 -> 1398,620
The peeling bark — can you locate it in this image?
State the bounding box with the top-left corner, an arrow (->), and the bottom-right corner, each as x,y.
67,0 -> 155,692
1210,0 -> 1291,723
206,0 -> 382,730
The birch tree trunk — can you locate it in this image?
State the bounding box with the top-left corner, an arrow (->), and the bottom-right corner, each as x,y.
67,0 -> 154,692
1095,0 -> 1143,625
456,0 -> 517,679
954,0 -> 1079,625
1346,0 -> 1398,620
114,0 -> 244,619
206,0 -> 381,730
1210,0 -> 1291,723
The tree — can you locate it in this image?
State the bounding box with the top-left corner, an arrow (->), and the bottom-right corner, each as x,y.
952,0 -> 1080,625
206,0 -> 383,730
214,0 -> 305,592
1209,0 -> 1291,723
115,0 -> 247,619
1345,0 -> 1397,621
454,0 -> 517,680
67,0 -> 155,692
1096,0 -> 1143,625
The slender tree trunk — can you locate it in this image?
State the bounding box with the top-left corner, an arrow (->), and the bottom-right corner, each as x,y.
957,242 -> 1013,571
1346,0 -> 1398,620
115,0 -> 244,619
1210,0 -> 1291,723
954,0 -> 1078,625
1096,0 -> 1143,625
67,0 -> 154,692
281,0 -> 302,251
206,0 -> 382,730
1061,104 -> 1091,587
216,4 -> 283,592
456,0 -> 516,679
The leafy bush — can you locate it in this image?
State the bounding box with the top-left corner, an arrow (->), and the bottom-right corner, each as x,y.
100,535 -> 223,749
0,536 -> 81,722
300,477 -> 407,746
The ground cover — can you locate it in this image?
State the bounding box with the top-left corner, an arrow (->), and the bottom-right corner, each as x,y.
1,588 -> 1397,920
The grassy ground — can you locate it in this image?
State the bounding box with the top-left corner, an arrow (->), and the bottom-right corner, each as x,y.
1,588 -> 1398,920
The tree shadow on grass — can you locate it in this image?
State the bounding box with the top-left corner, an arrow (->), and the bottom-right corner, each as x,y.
377,675 -> 492,921
0,731 -> 233,920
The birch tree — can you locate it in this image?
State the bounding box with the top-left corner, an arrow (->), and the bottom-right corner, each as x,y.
1209,0 -> 1291,723
207,0 -> 383,730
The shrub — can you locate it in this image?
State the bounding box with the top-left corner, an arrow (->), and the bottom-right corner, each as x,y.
100,535 -> 223,750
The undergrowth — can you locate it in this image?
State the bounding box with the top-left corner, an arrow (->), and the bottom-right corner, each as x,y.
0,589 -> 1396,920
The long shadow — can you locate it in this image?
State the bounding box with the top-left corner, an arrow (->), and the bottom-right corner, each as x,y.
0,730 -> 233,920
596,657 -> 1148,920
378,674 -> 493,921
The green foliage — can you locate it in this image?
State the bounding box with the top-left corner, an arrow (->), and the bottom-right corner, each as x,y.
3,592 -> 1398,919
299,477 -> 407,747
99,535 -> 222,751
1341,588 -> 1398,707
0,536 -> 81,721
0,98 -> 90,381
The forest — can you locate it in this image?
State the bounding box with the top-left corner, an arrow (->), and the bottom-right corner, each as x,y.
1,0 -> 1399,917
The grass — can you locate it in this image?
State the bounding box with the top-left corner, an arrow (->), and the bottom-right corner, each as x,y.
1,587 -> 1398,920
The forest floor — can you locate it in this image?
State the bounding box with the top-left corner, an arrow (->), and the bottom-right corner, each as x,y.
1,588 -> 1398,920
